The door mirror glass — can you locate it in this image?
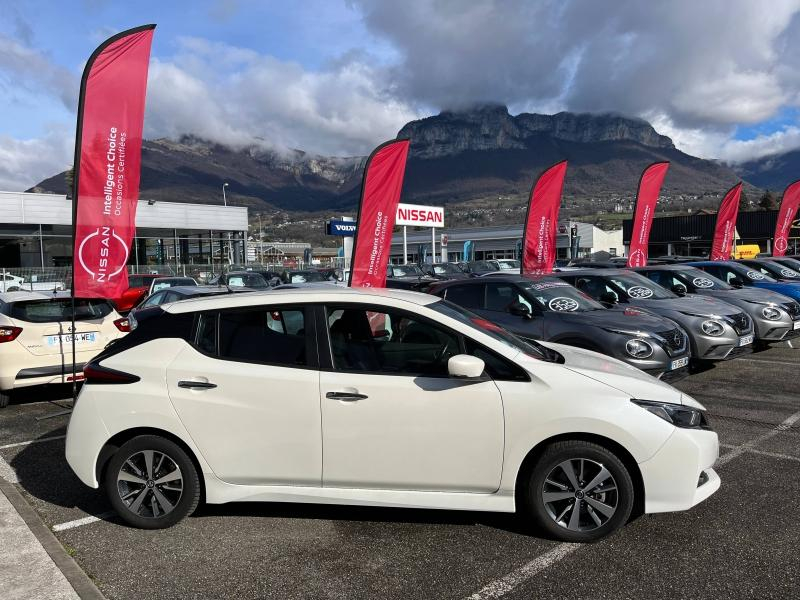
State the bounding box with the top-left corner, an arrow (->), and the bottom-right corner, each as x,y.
599,291 -> 618,305
508,301 -> 531,317
671,284 -> 687,296
448,354 -> 485,379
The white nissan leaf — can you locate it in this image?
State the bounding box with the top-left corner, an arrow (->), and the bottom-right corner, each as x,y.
65,287 -> 719,541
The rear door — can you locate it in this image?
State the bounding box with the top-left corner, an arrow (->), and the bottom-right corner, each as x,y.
166,304 -> 322,486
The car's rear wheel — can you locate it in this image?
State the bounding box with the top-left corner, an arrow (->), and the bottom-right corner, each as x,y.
0,391 -> 10,408
105,435 -> 200,529
525,440 -> 634,542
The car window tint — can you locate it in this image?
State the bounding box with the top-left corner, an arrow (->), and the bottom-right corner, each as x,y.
163,291 -> 181,303
327,307 -> 459,377
485,283 -> 517,312
196,312 -> 217,355
444,284 -> 483,309
218,308 -> 306,366
142,292 -> 165,307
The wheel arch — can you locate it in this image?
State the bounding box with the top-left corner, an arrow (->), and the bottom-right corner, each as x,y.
96,427 -> 206,502
514,432 -> 645,518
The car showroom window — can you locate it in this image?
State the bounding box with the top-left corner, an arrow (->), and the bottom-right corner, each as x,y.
444,284 -> 483,309
217,307 -> 307,366
327,306 -> 460,376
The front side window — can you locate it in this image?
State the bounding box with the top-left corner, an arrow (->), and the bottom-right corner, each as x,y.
327,306 -> 459,376
216,307 -> 307,366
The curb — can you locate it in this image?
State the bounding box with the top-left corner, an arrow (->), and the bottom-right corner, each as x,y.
0,478 -> 105,600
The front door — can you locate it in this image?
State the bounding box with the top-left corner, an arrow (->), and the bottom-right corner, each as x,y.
319,304 -> 504,493
166,305 -> 321,486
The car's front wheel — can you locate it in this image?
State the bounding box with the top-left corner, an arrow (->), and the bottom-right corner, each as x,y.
105,435 -> 200,529
525,440 -> 634,542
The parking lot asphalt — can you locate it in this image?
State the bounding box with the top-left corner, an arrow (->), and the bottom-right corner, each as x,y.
1,347 -> 798,600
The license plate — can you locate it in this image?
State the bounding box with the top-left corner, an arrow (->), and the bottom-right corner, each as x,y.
670,357 -> 689,370
45,332 -> 97,346
739,334 -> 754,347
794,321 -> 800,330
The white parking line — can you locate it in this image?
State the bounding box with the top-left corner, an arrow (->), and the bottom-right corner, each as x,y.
465,543 -> 579,600
737,358 -> 800,368
717,410 -> 800,466
719,444 -> 800,463
52,512 -> 115,532
0,435 -> 66,450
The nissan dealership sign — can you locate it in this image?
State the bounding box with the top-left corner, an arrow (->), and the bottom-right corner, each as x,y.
395,203 -> 444,228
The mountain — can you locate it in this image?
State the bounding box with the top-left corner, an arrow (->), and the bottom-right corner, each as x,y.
735,149 -> 800,191
29,106 -> 744,216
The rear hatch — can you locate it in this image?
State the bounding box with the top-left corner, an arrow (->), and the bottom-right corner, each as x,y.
7,298 -> 116,357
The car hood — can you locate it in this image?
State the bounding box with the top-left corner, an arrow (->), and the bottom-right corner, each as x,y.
534,341 -> 689,405
632,294 -> 741,316
554,306 -> 673,331
754,281 -> 800,300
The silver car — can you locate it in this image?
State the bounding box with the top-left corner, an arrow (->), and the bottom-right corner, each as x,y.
634,265 -> 800,345
556,269 -> 754,362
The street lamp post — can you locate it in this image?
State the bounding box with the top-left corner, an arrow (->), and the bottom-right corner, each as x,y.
221,182 -> 232,264
222,182 -> 229,207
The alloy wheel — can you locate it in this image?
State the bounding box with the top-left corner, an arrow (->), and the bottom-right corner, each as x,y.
116,450 -> 183,519
541,458 -> 618,532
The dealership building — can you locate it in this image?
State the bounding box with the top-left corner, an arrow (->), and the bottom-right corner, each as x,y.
622,209 -> 799,257
0,191 -> 249,270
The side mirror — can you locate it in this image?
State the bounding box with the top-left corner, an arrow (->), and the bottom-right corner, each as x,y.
671,284 -> 687,296
729,276 -> 744,288
599,291 -> 618,305
448,354 -> 486,379
509,301 -> 532,318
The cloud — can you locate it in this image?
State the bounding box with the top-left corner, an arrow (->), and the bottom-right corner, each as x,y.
144,37 -> 421,156
0,125 -> 74,191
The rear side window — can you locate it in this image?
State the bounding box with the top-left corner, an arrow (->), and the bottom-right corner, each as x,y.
444,284 -> 483,309
7,299 -> 112,322
217,307 -> 307,366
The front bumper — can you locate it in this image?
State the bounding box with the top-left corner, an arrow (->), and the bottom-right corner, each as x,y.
751,315 -> 800,342
639,427 -> 720,513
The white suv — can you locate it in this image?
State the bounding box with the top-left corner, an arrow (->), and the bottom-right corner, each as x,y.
66,287 -> 719,541
0,292 -> 129,407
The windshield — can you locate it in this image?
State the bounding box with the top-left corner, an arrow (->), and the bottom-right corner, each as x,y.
775,257 -> 800,272
6,298 -> 112,322
606,272 -> 676,299
673,268 -> 731,291
497,260 -> 520,270
128,275 -> 158,288
433,264 -> 461,275
390,265 -> 424,277
429,300 -> 555,361
728,263 -> 777,283
519,279 -> 604,311
289,271 -> 325,283
226,273 -> 268,288
751,261 -> 800,280
151,278 -> 196,292
469,261 -> 499,273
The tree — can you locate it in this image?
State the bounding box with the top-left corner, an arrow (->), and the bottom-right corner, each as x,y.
65,166 -> 74,198
758,190 -> 778,211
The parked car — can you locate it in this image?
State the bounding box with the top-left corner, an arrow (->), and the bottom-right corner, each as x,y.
115,274 -> 163,314
385,264 -> 438,291
737,258 -> 800,282
148,277 -> 197,295
763,256 -> 800,273
634,265 -> 800,346
280,270 -> 327,284
688,261 -> 800,303
422,262 -> 470,280
213,272 -> 270,289
555,269 -> 754,363
247,270 -> 283,286
430,275 -> 690,379
131,286 -> 240,317
0,291 -> 128,407
465,260 -> 500,275
66,286 -> 719,540
494,259 -> 521,271
0,272 -> 65,292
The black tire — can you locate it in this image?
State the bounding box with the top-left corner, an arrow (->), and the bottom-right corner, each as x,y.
104,435 -> 200,529
524,440 -> 634,543
0,391 -> 10,408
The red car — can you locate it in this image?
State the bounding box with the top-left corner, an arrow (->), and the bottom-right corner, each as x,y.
114,274 -> 162,314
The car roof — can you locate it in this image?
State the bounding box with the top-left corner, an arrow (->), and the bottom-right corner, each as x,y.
431,274 -> 563,286
163,286 -> 440,313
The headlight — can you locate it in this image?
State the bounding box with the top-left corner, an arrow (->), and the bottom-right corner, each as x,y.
761,306 -> 781,320
625,338 -> 654,358
631,399 -> 710,429
700,319 -> 724,336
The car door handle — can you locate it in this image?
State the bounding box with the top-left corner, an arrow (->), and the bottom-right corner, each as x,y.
326,391 -> 368,401
178,380 -> 217,390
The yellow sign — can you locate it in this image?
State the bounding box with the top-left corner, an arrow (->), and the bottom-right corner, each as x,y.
732,244 -> 760,259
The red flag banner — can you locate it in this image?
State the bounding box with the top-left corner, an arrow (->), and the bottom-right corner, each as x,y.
348,139 -> 410,288
709,183 -> 743,260
72,25 -> 155,298
521,161 -> 568,275
627,161 -> 670,267
773,180 -> 800,256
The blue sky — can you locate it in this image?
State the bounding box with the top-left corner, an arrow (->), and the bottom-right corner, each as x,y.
3,0 -> 800,190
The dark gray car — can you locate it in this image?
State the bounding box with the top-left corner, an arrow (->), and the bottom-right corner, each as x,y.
429,275 -> 691,379
555,269 -> 754,362
634,264 -> 800,345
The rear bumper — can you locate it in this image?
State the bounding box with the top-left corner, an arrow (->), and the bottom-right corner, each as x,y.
640,427 -> 720,513
0,349 -> 98,391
